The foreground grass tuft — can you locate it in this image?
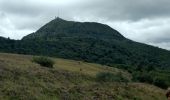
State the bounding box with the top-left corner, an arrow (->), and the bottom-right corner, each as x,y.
96,72 -> 129,83
32,56 -> 55,68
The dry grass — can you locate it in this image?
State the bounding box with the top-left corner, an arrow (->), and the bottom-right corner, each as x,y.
0,53 -> 130,77
0,53 -> 166,100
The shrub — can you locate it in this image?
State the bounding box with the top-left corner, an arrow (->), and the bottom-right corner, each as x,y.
32,56 -> 55,68
96,72 -> 129,82
153,77 -> 168,89
132,72 -> 153,83
145,66 -> 155,72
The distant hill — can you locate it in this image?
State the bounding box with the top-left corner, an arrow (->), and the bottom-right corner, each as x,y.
1,18 -> 170,69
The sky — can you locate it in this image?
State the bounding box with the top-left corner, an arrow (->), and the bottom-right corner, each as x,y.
0,0 -> 170,50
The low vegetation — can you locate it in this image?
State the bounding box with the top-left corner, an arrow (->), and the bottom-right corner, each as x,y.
0,53 -> 167,100
32,56 -> 54,68
96,72 -> 129,83
116,64 -> 169,89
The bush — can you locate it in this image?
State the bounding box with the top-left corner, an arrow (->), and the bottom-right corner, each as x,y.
132,72 -> 169,89
153,77 -> 168,89
32,56 -> 55,68
96,72 -> 129,82
132,72 -> 153,83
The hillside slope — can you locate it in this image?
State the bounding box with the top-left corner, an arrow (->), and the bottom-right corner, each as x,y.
0,53 -> 166,100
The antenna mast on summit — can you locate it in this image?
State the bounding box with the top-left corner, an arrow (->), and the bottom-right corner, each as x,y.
57,9 -> 60,18
56,9 -> 62,19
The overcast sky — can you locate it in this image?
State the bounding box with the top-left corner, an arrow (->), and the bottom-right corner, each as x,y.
0,0 -> 170,50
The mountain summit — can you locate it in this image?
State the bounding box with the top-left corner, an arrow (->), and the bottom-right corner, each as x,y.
23,18 -> 125,40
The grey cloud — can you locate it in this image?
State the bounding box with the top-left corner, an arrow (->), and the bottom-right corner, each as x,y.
149,42 -> 170,50
106,17 -> 170,50
0,1 -> 41,17
113,0 -> 170,20
66,0 -> 170,21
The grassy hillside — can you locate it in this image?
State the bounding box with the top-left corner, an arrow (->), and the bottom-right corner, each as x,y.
0,53 -> 166,100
